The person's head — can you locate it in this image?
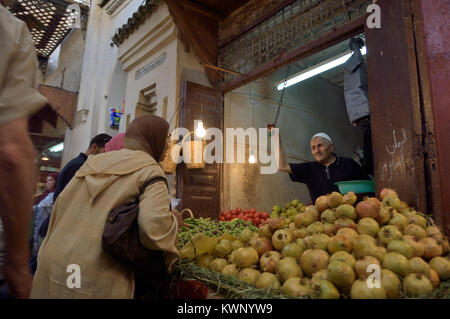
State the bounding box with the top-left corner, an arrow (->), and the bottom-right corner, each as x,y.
124,115 -> 170,162
105,132 -> 125,152
86,133 -> 112,156
310,133 -> 334,164
45,173 -> 58,191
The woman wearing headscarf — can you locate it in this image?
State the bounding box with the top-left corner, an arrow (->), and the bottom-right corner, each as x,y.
30,115 -> 180,299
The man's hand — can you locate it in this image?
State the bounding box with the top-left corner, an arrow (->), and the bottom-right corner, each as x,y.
171,210 -> 189,231
3,259 -> 32,299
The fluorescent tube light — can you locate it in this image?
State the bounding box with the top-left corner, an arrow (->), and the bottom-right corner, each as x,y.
49,142 -> 64,153
276,46 -> 367,90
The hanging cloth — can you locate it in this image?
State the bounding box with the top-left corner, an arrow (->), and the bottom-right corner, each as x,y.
343,47 -> 370,124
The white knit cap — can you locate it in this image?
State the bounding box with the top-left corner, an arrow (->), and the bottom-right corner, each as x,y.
312,132 -> 333,145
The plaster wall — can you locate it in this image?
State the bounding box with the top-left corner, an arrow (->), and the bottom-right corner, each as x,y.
223,71 -> 364,212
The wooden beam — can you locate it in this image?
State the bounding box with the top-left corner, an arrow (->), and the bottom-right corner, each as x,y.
179,0 -> 221,21
200,62 -> 245,76
221,16 -> 366,93
219,0 -> 296,49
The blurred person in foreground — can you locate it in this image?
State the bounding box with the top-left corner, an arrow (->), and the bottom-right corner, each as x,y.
31,115 -> 183,299
0,0 -> 47,298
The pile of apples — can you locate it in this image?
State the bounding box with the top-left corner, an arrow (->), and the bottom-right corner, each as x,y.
219,208 -> 270,227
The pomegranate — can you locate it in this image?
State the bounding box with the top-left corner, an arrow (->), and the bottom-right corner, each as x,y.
420,237 -> 443,259
352,235 -> 377,259
382,195 -> 401,210
327,261 -> 355,288
429,256 -> 450,280
255,237 -> 274,256
277,258 -> 303,282
357,218 -> 380,237
306,221 -> 324,235
376,206 -> 391,225
397,200 -> 409,214
350,280 -> 386,299
294,212 -> 314,229
378,225 -> 403,246
429,268 -> 440,288
330,251 -> 356,268
311,280 -> 340,299
305,205 -> 320,221
239,229 -> 256,243
248,234 -> 260,249
311,269 -> 328,284
255,272 -> 281,290
213,239 -> 233,257
406,257 -> 430,277
197,253 -> 214,268
382,252 -> 408,277
356,199 -> 380,219
300,249 -> 330,276
238,268 -> 261,285
343,191 -> 357,205
221,264 -> 239,277
426,226 -> 442,237
404,224 -> 427,241
328,192 -> 344,208
409,214 -> 427,229
328,234 -> 352,254
387,240 -> 413,259
321,209 -> 337,224
282,243 -> 304,261
323,223 -> 336,236
354,256 -> 380,280
272,229 -> 294,251
293,228 -> 308,239
373,246 -> 387,262
304,236 -> 314,250
259,251 -> 281,273
296,238 -> 306,251
232,240 -> 244,251
380,188 -> 398,200
337,228 -> 359,242
282,277 -> 311,298
310,234 -> 330,250
334,218 -> 356,231
234,247 -> 259,268
388,212 -> 408,231
402,209 -> 418,222
403,274 -> 433,297
228,250 -> 236,264
315,195 -> 330,212
381,269 -> 401,299
209,258 -> 228,272
258,224 -> 273,239
268,217 -> 286,231
403,235 -> 424,258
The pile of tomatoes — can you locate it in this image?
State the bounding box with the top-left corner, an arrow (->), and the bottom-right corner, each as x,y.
219,208 -> 270,227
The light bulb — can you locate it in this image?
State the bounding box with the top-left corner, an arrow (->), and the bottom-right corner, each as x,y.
41,156 -> 49,161
249,154 -> 256,164
195,120 -> 206,138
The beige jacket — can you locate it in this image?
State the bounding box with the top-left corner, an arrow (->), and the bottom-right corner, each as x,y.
30,149 -> 179,299
0,5 -> 47,126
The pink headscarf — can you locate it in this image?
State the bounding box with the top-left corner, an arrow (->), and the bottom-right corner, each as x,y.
105,132 -> 125,152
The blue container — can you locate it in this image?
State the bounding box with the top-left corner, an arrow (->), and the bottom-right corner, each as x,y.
335,180 -> 375,194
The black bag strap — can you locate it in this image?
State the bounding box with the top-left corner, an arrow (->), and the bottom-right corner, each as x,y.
139,176 -> 168,195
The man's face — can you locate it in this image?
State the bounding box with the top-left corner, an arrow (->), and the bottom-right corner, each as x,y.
311,138 -> 334,163
45,176 -> 56,190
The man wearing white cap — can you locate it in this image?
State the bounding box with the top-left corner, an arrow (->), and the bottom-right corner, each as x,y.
273,130 -> 370,203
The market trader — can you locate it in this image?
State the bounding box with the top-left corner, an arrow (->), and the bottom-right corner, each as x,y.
272,129 -> 371,203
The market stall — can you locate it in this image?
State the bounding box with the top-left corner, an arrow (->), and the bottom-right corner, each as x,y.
172,188 -> 450,299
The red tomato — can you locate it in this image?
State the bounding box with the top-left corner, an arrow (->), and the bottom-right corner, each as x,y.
254,217 -> 261,224
236,208 -> 242,214
261,212 -> 269,219
229,210 -> 235,215
219,216 -> 225,221
221,210 -> 226,215
238,214 -> 244,219
243,209 -> 249,214
250,208 -> 256,214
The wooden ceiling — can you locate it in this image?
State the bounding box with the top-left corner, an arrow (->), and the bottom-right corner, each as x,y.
180,0 -> 251,20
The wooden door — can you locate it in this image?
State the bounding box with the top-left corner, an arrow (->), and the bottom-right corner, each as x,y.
366,0 -> 427,212
177,81 -> 223,219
